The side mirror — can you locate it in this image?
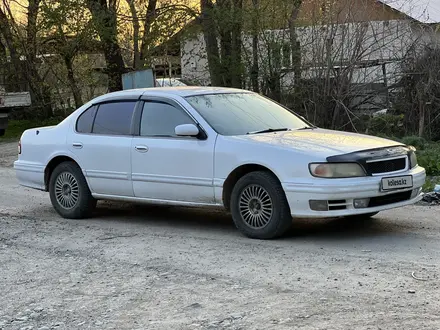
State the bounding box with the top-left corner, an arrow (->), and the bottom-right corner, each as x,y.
175,124 -> 200,137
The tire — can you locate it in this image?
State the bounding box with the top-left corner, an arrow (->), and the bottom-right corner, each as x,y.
0,129 -> 5,137
230,171 -> 292,239
49,161 -> 97,219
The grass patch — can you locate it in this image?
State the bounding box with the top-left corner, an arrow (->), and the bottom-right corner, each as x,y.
411,141 -> 440,177
0,118 -> 62,141
423,177 -> 440,192
379,135 -> 440,177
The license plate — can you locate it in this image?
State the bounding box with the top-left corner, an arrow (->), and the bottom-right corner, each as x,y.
381,175 -> 413,191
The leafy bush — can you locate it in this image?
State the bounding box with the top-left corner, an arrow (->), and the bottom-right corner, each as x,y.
371,134 -> 440,177
423,176 -> 440,192
0,118 -> 62,140
401,136 -> 427,150
417,143 -> 440,176
367,114 -> 405,138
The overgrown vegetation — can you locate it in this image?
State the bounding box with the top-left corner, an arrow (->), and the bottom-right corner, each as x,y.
1,118 -> 62,140
415,144 -> 440,177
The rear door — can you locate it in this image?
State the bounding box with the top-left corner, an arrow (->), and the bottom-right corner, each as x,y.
67,100 -> 139,197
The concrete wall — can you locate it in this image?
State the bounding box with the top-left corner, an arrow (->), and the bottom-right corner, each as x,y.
181,19 -> 434,89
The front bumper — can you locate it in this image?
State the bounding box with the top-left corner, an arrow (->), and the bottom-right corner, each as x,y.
282,165 -> 426,218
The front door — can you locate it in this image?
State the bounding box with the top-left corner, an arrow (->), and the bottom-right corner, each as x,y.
68,101 -> 138,197
131,99 -> 216,203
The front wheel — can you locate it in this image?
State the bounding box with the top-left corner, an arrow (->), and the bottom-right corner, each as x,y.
230,171 -> 292,239
49,161 -> 96,219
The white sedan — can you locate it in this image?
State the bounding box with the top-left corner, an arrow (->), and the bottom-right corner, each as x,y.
14,87 -> 426,239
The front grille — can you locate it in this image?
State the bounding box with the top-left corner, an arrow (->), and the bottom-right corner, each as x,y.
368,191 -> 412,208
365,157 -> 406,174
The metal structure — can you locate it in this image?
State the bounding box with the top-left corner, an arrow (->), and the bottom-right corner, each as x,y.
0,64 -> 32,136
122,69 -> 155,90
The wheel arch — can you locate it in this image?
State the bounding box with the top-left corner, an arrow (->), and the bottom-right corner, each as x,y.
44,155 -> 81,192
222,163 -> 283,211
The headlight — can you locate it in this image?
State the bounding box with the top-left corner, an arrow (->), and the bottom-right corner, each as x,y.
309,163 -> 366,178
408,147 -> 418,168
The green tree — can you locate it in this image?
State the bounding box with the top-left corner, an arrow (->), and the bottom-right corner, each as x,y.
86,0 -> 126,92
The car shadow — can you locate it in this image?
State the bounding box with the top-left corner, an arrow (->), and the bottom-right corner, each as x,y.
284,216 -> 392,240
91,201 -> 398,241
95,201 -> 235,231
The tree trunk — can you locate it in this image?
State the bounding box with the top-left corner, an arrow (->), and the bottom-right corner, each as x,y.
250,0 -> 259,92
126,0 -> 141,69
200,0 -> 222,86
418,98 -> 425,137
87,0 -> 125,92
27,0 -> 39,60
231,0 -> 243,88
26,0 -> 53,118
217,0 -> 232,86
103,42 -> 125,92
139,0 -> 158,67
0,8 -> 23,92
63,55 -> 83,108
288,0 -> 302,87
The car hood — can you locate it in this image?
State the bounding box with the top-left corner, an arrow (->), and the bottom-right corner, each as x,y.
233,128 -> 403,157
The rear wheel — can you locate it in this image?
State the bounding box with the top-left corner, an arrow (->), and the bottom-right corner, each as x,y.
230,171 -> 292,239
49,161 -> 96,219
0,129 -> 5,136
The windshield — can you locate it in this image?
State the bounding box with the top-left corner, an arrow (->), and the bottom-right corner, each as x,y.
185,93 -> 309,136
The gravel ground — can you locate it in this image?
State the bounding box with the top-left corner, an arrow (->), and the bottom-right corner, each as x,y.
1,140 -> 440,330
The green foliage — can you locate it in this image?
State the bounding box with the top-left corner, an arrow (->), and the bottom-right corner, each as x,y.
360,131 -> 440,179
1,118 -> 63,140
367,114 -> 405,138
377,135 -> 440,177
417,145 -> 440,177
423,177 -> 440,192
401,136 -> 428,150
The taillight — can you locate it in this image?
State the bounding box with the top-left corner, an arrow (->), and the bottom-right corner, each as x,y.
18,140 -> 21,154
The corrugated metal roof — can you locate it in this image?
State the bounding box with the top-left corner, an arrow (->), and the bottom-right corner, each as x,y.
379,0 -> 440,23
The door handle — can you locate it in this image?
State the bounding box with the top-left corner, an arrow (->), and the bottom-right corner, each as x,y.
135,145 -> 149,153
72,142 -> 83,149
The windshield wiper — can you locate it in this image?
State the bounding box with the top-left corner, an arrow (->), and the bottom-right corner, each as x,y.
296,126 -> 317,130
247,128 -> 291,135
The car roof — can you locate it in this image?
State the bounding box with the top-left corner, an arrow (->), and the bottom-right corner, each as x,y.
144,86 -> 251,97
93,86 -> 253,103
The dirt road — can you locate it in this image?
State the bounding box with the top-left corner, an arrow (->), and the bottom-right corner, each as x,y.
1,141 -> 439,330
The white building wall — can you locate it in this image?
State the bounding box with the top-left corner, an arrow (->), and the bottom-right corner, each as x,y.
181,33 -> 211,85
181,20 -> 435,89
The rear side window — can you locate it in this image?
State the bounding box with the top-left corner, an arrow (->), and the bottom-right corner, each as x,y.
92,101 -> 136,135
76,106 -> 97,133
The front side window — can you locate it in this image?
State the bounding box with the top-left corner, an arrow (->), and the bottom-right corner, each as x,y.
76,105 -> 97,133
185,93 -> 309,136
92,101 -> 136,135
140,101 -> 194,137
